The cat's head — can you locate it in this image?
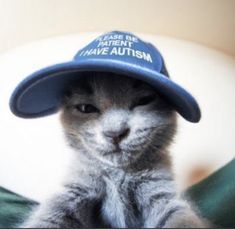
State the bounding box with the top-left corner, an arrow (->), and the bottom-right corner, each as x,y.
60,72 -> 176,167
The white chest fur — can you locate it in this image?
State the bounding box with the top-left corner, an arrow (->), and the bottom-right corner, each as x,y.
101,171 -> 141,228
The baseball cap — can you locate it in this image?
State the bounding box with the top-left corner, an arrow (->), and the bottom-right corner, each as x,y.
9,31 -> 201,122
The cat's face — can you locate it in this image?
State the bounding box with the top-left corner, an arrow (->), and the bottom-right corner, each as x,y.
60,72 -> 176,167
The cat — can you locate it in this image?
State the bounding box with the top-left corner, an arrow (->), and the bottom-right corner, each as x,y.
21,72 -> 207,228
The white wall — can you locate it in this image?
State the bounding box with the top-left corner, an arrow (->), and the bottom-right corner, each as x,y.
0,0 -> 235,56
0,33 -> 234,202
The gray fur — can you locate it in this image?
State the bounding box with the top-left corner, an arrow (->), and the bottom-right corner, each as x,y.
21,72 -> 207,228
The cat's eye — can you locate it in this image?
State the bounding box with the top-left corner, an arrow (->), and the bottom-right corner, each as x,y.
73,104 -> 99,114
132,95 -> 156,108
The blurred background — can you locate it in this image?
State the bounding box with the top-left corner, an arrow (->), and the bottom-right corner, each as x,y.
0,0 -> 234,202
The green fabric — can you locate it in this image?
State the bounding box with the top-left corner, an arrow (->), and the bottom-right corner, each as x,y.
0,187 -> 38,228
186,158 -> 235,228
0,158 -> 234,228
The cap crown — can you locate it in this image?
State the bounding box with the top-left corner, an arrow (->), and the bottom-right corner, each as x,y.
74,31 -> 164,74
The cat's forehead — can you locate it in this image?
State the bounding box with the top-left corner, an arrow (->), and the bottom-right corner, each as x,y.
70,73 -> 155,98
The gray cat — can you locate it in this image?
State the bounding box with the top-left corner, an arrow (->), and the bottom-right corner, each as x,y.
21,72 -> 207,228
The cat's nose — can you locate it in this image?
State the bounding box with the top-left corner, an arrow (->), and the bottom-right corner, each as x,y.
103,128 -> 130,144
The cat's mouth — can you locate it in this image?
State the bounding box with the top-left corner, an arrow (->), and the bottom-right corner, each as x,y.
103,145 -> 123,156
86,140 -> 145,167
101,136 -> 149,155
102,143 -> 144,157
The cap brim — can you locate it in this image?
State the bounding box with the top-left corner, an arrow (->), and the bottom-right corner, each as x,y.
10,59 -> 201,122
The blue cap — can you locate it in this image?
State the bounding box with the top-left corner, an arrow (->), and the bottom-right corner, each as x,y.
9,31 -> 201,122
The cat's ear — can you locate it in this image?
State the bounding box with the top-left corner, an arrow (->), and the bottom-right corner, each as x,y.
132,79 -> 154,92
